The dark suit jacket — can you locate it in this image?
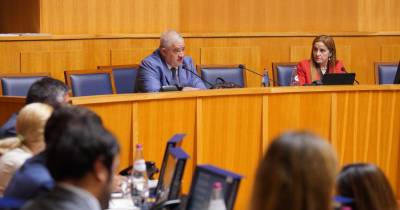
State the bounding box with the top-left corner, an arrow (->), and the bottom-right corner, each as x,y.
135,49 -> 207,92
297,59 -> 345,85
0,112 -> 17,139
4,152 -> 54,201
22,185 -> 100,210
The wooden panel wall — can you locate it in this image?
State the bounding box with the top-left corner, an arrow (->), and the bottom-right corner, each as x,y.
0,0 -> 40,33
0,36 -> 399,85
39,0 -> 180,34
0,0 -> 394,34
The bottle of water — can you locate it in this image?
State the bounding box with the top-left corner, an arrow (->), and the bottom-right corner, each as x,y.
262,68 -> 270,87
131,144 -> 149,209
207,182 -> 227,210
290,67 -> 300,86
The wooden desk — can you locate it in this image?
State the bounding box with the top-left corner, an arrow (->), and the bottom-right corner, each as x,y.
70,85 -> 400,210
1,85 -> 399,210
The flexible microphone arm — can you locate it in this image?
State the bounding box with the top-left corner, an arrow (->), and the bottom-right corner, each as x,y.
238,64 -> 264,77
238,64 -> 276,86
181,65 -> 215,88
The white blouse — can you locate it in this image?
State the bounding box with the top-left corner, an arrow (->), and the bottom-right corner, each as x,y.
0,146 -> 32,196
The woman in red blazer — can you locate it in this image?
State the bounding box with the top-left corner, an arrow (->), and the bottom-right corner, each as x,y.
297,35 -> 345,85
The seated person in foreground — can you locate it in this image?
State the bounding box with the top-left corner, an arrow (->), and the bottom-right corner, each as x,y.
0,78 -> 69,139
297,35 -> 346,85
3,105 -> 103,202
251,131 -> 337,210
0,103 -> 53,196
135,30 -> 206,92
22,105 -> 120,210
336,163 -> 398,210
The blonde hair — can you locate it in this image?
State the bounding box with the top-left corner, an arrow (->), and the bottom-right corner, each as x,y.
0,103 -> 53,154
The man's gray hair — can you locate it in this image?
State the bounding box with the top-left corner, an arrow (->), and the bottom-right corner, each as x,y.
159,30 -> 184,48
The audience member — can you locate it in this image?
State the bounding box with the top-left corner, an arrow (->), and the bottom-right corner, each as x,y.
0,78 -> 69,139
297,35 -> 346,85
4,104 -> 102,202
336,163 -> 398,210
0,103 -> 53,195
135,30 -> 206,92
251,131 -> 337,210
22,105 -> 119,210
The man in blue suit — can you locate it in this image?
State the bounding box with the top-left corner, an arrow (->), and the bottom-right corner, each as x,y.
135,30 -> 206,92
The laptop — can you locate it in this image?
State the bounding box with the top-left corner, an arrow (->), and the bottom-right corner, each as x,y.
322,73 -> 356,85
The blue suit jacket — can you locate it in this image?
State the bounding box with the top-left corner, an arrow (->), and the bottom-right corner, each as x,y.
4,152 -> 54,202
135,49 -> 207,92
0,113 -> 17,139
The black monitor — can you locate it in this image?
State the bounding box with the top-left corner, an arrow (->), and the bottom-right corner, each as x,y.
155,147 -> 189,203
185,164 -> 243,210
394,61 -> 400,84
154,134 -> 186,197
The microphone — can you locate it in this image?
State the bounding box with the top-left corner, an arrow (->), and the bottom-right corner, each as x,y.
181,64 -> 215,89
238,64 -> 275,87
341,67 -> 360,85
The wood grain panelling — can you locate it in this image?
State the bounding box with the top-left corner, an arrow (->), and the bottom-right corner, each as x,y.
0,43 -> 21,74
40,0 -> 180,34
196,95 -> 262,210
200,47 -> 261,87
0,0 -> 39,33
134,99 -> 196,193
358,0 -> 400,32
267,93 -> 332,141
21,51 -> 89,81
181,0 -> 360,33
290,46 -> 309,62
381,45 -> 400,61
110,48 -> 155,65
85,103 -> 133,171
331,90 -> 400,195
1,0 -> 399,34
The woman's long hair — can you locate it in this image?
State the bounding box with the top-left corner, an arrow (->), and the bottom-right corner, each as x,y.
0,103 -> 53,154
337,163 -> 398,210
251,131 -> 337,210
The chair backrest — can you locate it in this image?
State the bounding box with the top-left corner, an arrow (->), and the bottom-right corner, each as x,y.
64,70 -> 116,97
98,64 -> 139,94
0,73 -> 50,96
196,64 -> 245,88
272,62 -> 297,86
374,62 -> 398,84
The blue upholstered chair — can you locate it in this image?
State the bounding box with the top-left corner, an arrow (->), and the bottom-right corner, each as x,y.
98,64 -> 139,94
272,62 -> 297,86
374,62 -> 398,84
0,73 -> 50,96
64,70 -> 116,97
197,65 -> 245,88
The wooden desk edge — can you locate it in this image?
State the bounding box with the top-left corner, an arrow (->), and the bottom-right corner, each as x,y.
70,85 -> 400,105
